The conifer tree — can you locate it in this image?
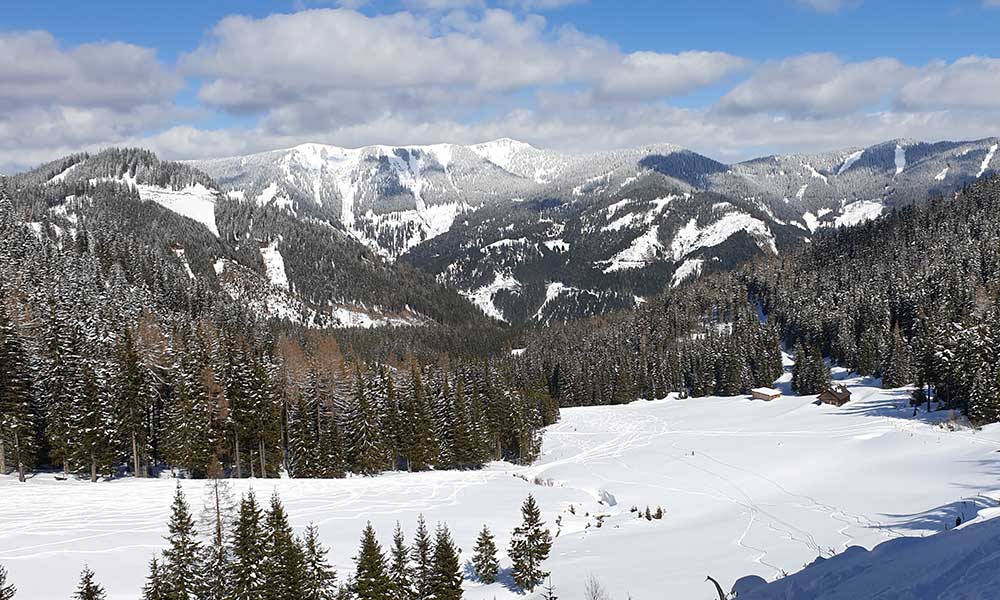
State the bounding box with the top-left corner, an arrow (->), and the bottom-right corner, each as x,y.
141,558 -> 165,600
229,490 -> 265,600
400,365 -> 436,472
160,484 -> 205,600
410,515 -> 433,600
882,325 -> 913,388
508,494 -> 552,592
262,492 -> 306,600
0,564 -> 15,600
302,524 -> 338,600
471,525 -> 499,584
388,522 -> 414,600
346,366 -> 386,476
114,327 -> 148,477
540,577 -> 558,600
353,523 -> 392,600
73,566 -> 105,600
199,480 -> 235,600
428,525 -> 463,600
76,364 -> 114,482
0,300 -> 35,482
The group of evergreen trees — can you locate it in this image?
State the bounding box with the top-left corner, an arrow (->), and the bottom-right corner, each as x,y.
514,175 -> 1000,428
0,188 -> 555,482
0,487 -> 553,599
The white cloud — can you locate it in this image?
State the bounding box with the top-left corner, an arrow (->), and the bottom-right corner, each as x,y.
984,0 -> 1000,7
1,7 -> 999,174
896,56 -> 1000,110
0,31 -> 183,173
0,31 -> 180,111
715,54 -> 908,117
181,8 -> 741,130
594,51 -> 747,101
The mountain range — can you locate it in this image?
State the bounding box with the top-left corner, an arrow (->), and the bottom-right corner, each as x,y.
6,137 -> 996,328
189,136 -> 999,325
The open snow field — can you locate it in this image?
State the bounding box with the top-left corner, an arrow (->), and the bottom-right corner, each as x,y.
4,368 -> 1000,599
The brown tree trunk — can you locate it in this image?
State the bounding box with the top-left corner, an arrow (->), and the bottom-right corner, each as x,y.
0,437 -> 6,475
132,431 -> 141,478
14,430 -> 25,483
234,434 -> 242,479
259,439 -> 266,478
90,451 -> 97,483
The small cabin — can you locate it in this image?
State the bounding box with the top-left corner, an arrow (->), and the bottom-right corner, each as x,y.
751,387 -> 782,402
819,384 -> 851,406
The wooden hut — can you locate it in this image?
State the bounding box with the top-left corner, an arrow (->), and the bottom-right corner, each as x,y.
750,387 -> 782,401
818,384 -> 851,406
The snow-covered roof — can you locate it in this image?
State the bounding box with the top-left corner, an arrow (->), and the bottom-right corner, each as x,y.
751,387 -> 782,396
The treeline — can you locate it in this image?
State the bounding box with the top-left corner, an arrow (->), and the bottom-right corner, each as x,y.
514,175 -> 1000,425
747,176 -> 1000,422
514,276 -> 784,407
0,189 -> 555,483
0,484 -> 555,600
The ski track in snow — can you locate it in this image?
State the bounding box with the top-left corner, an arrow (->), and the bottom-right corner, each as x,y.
4,372 -> 1000,600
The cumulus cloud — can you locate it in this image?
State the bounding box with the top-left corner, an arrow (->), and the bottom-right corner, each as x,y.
181,7 -> 742,133
594,51 -> 747,101
896,56 -> 1000,110
0,31 -> 180,111
2,6 -> 999,173
0,31 -> 184,172
715,54 -> 908,117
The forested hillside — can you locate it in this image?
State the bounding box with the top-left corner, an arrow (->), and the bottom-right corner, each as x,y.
0,179 -> 554,483
514,175 -> 1000,425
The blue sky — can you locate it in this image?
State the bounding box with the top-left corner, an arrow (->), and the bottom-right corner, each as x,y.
1,0 -> 999,170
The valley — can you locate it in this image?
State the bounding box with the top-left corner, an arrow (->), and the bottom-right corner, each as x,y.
2,365 -> 998,599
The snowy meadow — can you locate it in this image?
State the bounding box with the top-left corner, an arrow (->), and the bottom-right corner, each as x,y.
3,369 -> 1000,599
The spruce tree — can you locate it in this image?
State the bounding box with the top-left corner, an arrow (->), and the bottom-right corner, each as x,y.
346,366 -> 387,476
230,490 -> 265,600
353,523 -> 392,600
262,492 -> 306,600
160,484 -> 205,600
0,300 -> 35,483
410,515 -> 433,600
400,365 -> 436,472
199,480 -> 235,600
388,522 -> 414,600
471,525 -> 499,584
508,494 -> 552,592
141,558 -> 165,600
302,524 -> 338,600
73,566 -> 105,600
428,525 -> 463,600
114,327 -> 148,477
0,564 -> 15,600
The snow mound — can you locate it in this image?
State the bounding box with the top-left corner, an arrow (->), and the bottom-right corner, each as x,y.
739,501 -> 1000,600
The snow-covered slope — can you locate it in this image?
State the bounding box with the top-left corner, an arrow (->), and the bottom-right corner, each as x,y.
191,136 -> 1000,324
4,365 -> 1000,600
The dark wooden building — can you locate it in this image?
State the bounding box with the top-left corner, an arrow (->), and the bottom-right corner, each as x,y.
819,384 -> 851,406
